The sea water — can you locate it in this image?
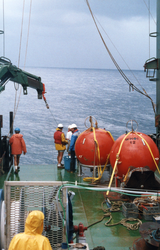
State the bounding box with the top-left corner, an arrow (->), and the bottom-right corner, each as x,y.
0,67 -> 156,164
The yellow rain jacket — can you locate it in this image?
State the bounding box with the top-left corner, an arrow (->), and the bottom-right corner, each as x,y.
8,210 -> 52,250
54,128 -> 68,151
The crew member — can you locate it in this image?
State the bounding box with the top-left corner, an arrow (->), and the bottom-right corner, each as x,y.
68,124 -> 80,172
9,127 -> 27,174
66,125 -> 72,152
8,210 -> 52,250
54,124 -> 68,168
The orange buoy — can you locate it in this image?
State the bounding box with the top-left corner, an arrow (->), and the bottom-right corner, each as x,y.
110,131 -> 160,177
75,127 -> 114,166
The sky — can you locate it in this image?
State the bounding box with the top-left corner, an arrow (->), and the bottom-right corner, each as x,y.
0,0 -> 157,70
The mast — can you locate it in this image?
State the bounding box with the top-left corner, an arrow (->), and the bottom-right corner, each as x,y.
144,0 -> 160,142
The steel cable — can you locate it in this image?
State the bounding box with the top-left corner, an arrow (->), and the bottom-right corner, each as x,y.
86,0 -> 155,113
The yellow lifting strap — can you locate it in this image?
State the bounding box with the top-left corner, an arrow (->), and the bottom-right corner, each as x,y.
83,127 -> 114,183
135,132 -> 160,174
106,131 -> 160,196
106,131 -> 132,195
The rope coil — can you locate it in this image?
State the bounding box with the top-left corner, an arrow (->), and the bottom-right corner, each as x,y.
104,215 -> 142,231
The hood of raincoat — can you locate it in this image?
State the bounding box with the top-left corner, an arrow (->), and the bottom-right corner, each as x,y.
25,210 -> 44,235
56,127 -> 62,131
14,134 -> 23,138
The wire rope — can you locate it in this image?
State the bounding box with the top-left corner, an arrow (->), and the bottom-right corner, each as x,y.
86,0 -> 156,113
18,0 -> 25,68
148,0 -> 151,59
24,0 -> 32,69
142,0 -> 157,74
13,0 -> 33,130
94,13 -> 146,94
48,108 -> 58,126
8,0 -> 58,142
13,0 -> 26,118
143,0 -> 156,25
14,0 -> 33,119
2,0 -> 5,56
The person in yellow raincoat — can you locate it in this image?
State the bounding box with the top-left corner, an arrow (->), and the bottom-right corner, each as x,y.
8,210 -> 52,250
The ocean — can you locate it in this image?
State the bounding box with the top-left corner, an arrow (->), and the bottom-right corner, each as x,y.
0,67 -> 156,164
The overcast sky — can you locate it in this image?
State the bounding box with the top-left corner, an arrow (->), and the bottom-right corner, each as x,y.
0,0 -> 157,70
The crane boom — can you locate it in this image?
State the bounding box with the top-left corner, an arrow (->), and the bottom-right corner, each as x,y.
0,56 -> 45,99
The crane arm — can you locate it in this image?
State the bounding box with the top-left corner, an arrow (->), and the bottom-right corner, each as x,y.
0,56 -> 45,99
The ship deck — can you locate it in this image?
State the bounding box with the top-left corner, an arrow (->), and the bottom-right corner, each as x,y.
0,163 -> 143,249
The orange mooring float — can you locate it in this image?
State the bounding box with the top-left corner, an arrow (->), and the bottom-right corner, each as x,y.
109,120 -> 160,178
75,116 -> 114,167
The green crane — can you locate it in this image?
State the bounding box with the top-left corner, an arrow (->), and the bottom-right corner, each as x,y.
0,56 -> 46,100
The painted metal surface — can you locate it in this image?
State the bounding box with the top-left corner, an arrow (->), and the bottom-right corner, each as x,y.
0,57 -> 44,98
110,132 -> 159,177
75,128 -> 114,166
139,222 -> 160,248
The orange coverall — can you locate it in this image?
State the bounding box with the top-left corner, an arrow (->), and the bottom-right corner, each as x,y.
9,134 -> 27,155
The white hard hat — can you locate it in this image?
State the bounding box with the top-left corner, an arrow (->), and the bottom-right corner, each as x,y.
70,123 -> 77,129
68,125 -> 72,129
58,123 -> 63,128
